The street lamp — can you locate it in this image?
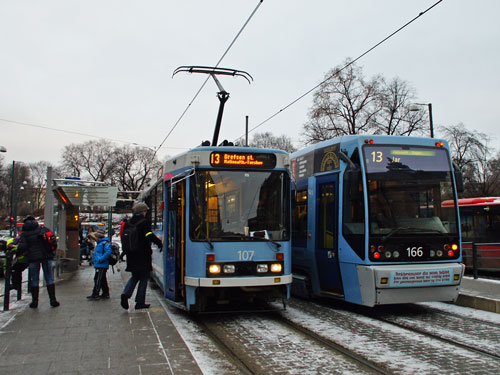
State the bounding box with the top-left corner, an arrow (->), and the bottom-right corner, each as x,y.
410,102 -> 434,138
0,146 -> 6,152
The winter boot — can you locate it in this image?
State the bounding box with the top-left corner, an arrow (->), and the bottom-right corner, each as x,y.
29,286 -> 39,308
47,284 -> 60,307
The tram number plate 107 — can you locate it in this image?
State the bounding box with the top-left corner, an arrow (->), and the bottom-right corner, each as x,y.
406,246 -> 424,258
238,250 -> 255,261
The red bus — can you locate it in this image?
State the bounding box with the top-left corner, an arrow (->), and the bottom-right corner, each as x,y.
444,197 -> 500,272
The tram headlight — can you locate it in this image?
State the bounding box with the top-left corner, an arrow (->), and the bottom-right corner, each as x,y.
430,250 -> 436,257
384,251 -> 392,259
436,250 -> 443,257
209,264 -> 221,274
451,244 -> 458,251
257,264 -> 269,273
393,251 -> 400,258
223,264 -> 235,274
270,263 -> 282,273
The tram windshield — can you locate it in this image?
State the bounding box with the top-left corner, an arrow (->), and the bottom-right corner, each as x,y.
190,170 -> 290,242
363,145 -> 458,237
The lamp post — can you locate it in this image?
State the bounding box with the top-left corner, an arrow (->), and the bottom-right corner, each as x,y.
410,102 -> 434,138
9,161 -> 16,237
0,146 -> 6,153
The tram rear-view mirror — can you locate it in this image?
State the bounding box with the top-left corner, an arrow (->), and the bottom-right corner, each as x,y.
453,163 -> 464,193
347,169 -> 362,200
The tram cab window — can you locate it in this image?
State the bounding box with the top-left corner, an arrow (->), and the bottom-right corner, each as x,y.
190,170 -> 290,242
292,188 -> 308,247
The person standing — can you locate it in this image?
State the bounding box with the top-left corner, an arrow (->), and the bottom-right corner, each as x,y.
16,216 -> 60,308
86,229 -> 112,300
120,202 -> 162,310
6,233 -> 29,291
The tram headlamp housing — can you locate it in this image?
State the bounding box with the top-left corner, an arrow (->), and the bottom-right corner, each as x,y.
208,264 -> 221,274
270,263 -> 282,273
257,264 -> 269,273
223,264 -> 235,274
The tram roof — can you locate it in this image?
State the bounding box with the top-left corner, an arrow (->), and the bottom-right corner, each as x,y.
162,145 -> 289,175
291,134 -> 449,160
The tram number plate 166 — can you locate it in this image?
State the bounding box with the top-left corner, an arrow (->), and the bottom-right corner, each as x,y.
406,246 -> 424,257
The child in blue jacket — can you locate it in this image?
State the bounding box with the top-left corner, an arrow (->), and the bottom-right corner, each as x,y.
87,230 -> 112,300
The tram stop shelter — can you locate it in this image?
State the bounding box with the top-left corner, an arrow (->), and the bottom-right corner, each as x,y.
48,176 -> 118,272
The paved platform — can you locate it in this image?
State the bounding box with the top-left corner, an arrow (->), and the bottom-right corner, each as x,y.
455,275 -> 500,313
1,267 -> 499,375
0,264 -> 203,375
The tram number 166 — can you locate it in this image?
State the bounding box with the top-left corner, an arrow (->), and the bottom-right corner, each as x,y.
238,250 -> 255,261
407,246 -> 424,257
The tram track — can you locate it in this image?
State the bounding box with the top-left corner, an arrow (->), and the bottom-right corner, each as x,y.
196,312 -> 387,375
284,298 -> 500,374
360,304 -> 500,361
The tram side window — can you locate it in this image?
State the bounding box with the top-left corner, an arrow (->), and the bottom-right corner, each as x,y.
342,151 -> 365,260
155,183 -> 164,231
292,188 -> 308,247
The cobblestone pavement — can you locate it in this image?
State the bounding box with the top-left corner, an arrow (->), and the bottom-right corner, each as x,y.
0,265 -> 202,375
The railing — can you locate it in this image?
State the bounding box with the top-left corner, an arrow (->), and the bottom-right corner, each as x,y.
462,242 -> 500,279
1,251 -> 27,311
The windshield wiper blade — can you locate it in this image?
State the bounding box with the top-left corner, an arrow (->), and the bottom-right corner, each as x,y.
382,227 -> 443,242
220,233 -> 282,248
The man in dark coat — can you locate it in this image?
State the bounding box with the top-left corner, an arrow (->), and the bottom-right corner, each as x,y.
120,202 -> 162,310
16,216 -> 60,308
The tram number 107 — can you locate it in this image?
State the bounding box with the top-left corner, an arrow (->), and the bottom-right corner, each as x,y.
407,247 -> 424,257
238,250 -> 255,261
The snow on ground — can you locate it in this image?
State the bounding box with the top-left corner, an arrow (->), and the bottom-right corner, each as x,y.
153,296 -> 240,375
418,301 -> 500,325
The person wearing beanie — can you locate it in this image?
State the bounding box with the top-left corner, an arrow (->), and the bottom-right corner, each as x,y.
87,229 -> 112,300
120,201 -> 163,310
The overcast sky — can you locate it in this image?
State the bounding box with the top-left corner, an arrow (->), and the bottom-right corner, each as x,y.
1,0 -> 499,167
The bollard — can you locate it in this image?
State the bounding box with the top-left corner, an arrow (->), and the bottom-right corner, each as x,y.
472,242 -> 478,279
3,252 -> 12,311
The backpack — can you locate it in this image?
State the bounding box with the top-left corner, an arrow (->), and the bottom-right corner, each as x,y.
108,242 -> 121,266
41,229 -> 58,255
121,219 -> 145,255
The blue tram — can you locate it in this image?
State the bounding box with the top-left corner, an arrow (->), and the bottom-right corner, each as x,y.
290,135 -> 465,306
142,146 -> 292,312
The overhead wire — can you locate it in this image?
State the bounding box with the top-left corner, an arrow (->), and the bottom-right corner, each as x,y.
153,0 -> 264,158
0,117 -> 187,150
243,0 -> 444,138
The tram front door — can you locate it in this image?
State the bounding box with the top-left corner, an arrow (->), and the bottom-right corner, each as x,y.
315,174 -> 344,295
165,180 -> 185,302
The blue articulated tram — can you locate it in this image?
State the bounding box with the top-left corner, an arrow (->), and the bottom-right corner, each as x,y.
143,146 -> 292,312
291,135 -> 465,306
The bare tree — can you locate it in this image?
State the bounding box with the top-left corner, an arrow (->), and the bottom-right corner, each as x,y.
60,140 -> 116,182
27,161 -> 54,213
439,123 -> 499,197
373,77 -> 427,136
303,60 -> 426,144
249,132 -> 297,153
303,60 -> 381,144
112,146 -> 162,191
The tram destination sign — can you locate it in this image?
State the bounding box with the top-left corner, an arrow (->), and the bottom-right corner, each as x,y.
210,151 -> 277,169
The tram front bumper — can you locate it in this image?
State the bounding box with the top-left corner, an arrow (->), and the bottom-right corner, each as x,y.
184,274 -> 293,288
356,263 -> 465,306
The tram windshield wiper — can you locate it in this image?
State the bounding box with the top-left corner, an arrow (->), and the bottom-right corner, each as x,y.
381,227 -> 444,242
220,232 -> 281,248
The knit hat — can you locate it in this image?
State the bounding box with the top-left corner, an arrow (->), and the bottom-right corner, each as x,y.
132,202 -> 149,213
23,215 -> 36,223
93,229 -> 106,239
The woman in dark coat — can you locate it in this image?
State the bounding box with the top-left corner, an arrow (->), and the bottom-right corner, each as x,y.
120,202 -> 162,310
16,216 -> 60,308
